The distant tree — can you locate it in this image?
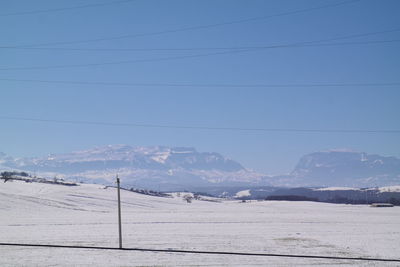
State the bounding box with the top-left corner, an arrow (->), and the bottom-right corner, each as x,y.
183,195 -> 193,203
1,171 -> 30,178
193,192 -> 215,197
193,194 -> 201,200
1,171 -> 13,183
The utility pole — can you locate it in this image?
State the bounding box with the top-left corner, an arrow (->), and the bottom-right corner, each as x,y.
116,175 -> 122,249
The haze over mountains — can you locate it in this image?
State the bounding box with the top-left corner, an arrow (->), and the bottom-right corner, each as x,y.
1,145 -> 399,190
0,145 -> 266,190
287,150 -> 400,187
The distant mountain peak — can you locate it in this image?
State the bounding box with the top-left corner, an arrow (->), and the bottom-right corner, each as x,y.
1,146 -> 399,190
289,150 -> 400,187
0,145 -> 262,190
324,148 -> 358,153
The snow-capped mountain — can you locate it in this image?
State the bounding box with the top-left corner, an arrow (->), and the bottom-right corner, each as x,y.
10,145 -> 244,173
0,145 -> 267,190
283,150 -> 400,187
1,146 -> 399,190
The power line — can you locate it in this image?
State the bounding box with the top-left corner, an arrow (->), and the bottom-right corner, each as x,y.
0,243 -> 399,262
1,28 -> 397,71
9,0 -> 360,48
1,39 -> 399,52
0,116 -> 399,134
0,0 -> 137,17
0,78 -> 399,88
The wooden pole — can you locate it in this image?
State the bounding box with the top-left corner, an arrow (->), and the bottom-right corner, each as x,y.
116,175 -> 122,249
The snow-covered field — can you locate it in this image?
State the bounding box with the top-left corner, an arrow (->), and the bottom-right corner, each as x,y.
1,181 -> 400,266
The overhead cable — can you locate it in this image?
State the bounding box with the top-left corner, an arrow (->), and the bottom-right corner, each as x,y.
1,28 -> 397,71
0,116 -> 399,134
0,78 -> 399,88
9,0 -> 361,48
0,243 -> 399,262
0,39 -> 399,52
0,0 -> 137,17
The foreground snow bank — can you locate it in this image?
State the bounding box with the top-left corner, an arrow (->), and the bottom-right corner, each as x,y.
1,181 -> 400,266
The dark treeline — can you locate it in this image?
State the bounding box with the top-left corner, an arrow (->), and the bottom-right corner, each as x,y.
265,195 -> 400,205
265,195 -> 319,202
1,171 -> 30,178
0,170 -> 77,186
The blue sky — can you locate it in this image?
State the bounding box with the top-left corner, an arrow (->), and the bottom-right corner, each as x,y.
1,0 -> 399,174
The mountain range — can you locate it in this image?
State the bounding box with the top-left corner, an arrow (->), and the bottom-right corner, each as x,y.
287,150 -> 400,187
1,145 -> 399,190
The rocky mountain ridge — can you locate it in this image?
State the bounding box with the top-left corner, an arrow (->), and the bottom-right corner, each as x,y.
0,145 -> 266,190
1,146 -> 399,190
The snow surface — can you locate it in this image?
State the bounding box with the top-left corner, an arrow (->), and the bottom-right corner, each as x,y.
314,186 -> 400,192
235,189 -> 251,198
1,181 -> 400,266
313,187 -> 360,191
379,185 -> 400,193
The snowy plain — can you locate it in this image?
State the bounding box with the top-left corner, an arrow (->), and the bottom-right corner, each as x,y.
1,181 -> 400,266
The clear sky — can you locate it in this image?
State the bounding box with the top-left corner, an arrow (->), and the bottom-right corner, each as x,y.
1,0 -> 399,175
